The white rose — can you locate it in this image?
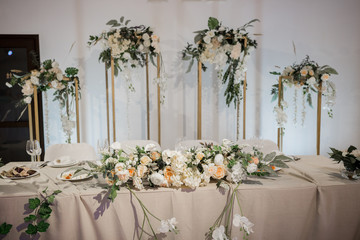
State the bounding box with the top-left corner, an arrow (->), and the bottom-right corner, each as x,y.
203,35 -> 211,44
342,151 -> 348,157
142,33 -> 149,40
21,81 -> 34,96
24,96 -> 32,104
145,143 -> 157,152
214,154 -> 224,166
207,30 -> 215,37
5,82 -> 12,88
217,35 -> 224,42
123,52 -> 131,60
110,142 -> 122,150
306,77 -> 316,85
219,26 -> 225,31
144,40 -> 151,48
51,80 -> 58,88
149,172 -> 165,186
52,61 -> 59,68
30,76 -> 39,85
116,170 -> 130,184
247,163 -> 257,173
57,73 -> 63,81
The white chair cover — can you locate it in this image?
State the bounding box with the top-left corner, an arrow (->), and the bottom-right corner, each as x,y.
119,140 -> 161,154
175,140 -> 219,151
236,138 -> 279,155
44,143 -> 97,162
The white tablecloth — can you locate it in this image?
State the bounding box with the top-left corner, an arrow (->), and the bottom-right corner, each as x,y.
0,156 -> 359,240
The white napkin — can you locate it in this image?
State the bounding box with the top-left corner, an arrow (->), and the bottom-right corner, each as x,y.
53,156 -> 72,165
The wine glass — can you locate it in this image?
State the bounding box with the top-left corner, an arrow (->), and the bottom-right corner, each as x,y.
97,139 -> 109,158
26,140 -> 36,164
26,140 -> 41,167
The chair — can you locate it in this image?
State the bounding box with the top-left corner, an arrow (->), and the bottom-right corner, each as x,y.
44,143 -> 97,162
119,140 -> 161,154
236,138 -> 279,155
175,140 -> 219,151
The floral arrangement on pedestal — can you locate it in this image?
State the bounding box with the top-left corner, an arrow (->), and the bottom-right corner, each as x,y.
89,139 -> 292,239
181,17 -> 258,107
88,17 -> 166,102
270,56 -> 338,132
6,59 -> 80,143
329,146 -> 360,180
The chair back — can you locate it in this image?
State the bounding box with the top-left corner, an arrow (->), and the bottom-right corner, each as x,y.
44,143 -> 97,162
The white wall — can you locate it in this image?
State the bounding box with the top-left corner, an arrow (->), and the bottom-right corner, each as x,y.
1,0 -> 359,155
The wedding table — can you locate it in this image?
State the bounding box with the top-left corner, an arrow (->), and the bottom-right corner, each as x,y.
1,156 -> 359,240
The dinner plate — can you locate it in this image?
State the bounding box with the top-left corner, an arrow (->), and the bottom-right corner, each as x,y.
1,170 -> 40,180
57,171 -> 92,181
48,160 -> 78,168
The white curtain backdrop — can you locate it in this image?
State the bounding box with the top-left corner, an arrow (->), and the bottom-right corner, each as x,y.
1,0 -> 359,155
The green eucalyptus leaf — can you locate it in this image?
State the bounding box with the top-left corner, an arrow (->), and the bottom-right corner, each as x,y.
208,17 -> 219,30
269,71 -> 281,75
186,58 -> 195,73
270,159 -> 289,168
53,190 -> 62,195
120,16 -> 124,23
47,195 -> 55,204
125,20 -> 131,25
264,152 -> 276,162
194,34 -> 203,44
273,155 -> 293,162
106,19 -> 118,26
109,185 -> 118,202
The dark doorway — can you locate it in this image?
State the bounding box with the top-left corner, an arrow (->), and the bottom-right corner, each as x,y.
0,35 -> 44,164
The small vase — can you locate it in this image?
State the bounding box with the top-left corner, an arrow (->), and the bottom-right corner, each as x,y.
340,169 -> 359,180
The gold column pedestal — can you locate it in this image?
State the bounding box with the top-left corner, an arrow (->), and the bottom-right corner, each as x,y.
157,54 -> 161,145
75,77 -> 80,143
146,54 -> 150,140
33,86 -> 40,161
111,56 -> 116,142
105,64 -> 110,143
316,82 -> 322,155
197,60 -> 202,140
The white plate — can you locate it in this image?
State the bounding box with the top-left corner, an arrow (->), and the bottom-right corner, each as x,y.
1,170 -> 40,180
48,160 -> 78,168
273,167 -> 282,172
57,172 -> 92,181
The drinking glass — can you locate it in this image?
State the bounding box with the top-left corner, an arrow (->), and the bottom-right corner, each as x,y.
97,139 -> 109,157
26,140 -> 41,167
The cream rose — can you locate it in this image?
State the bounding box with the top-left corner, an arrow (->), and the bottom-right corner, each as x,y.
140,156 -> 151,165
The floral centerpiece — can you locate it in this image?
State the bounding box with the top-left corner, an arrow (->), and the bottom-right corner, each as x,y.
6,59 -> 80,143
270,56 -> 338,130
89,139 -> 292,239
329,146 -> 360,180
88,17 -> 166,101
182,17 -> 258,107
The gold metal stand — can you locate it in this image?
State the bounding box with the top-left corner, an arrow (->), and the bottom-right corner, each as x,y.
242,37 -> 248,140
316,82 -> 322,155
146,54 -> 150,140
277,76 -> 284,151
157,54 -> 161,145
28,103 -> 33,141
33,86 -> 40,161
197,60 -> 202,140
75,77 -> 80,143
111,56 -> 116,142
105,64 -> 110,143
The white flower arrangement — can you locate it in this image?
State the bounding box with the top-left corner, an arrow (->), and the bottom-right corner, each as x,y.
89,140 -> 292,239
270,56 -> 338,132
182,17 -> 259,107
88,17 -> 167,101
6,59 -> 80,143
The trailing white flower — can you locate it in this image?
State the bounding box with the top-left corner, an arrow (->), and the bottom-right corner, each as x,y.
232,214 -> 254,235
212,225 -> 229,240
158,217 -> 179,234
